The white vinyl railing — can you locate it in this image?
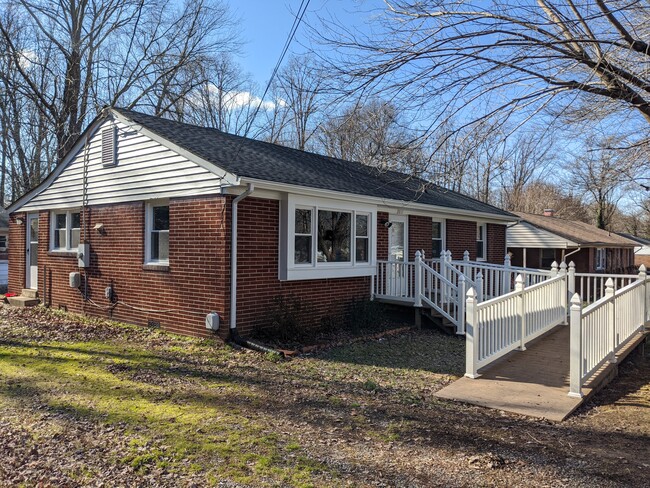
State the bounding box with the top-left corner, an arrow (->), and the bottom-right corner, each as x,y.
569,267 -> 649,398
465,272 -> 568,378
418,258 -> 465,333
573,273 -> 639,305
374,261 -> 416,301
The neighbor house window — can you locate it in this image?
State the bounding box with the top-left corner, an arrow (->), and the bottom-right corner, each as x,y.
284,196 -> 376,280
146,202 -> 169,264
432,220 -> 445,258
541,248 -> 555,268
476,223 -> 487,260
0,235 -> 7,250
595,248 -> 606,271
50,210 -> 82,251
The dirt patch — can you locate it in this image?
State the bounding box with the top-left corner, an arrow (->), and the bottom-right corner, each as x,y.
0,306 -> 648,487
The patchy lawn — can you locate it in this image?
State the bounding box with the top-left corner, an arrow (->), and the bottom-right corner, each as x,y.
0,307 -> 648,487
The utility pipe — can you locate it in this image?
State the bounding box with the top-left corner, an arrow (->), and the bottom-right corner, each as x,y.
563,247 -> 581,262
230,183 -> 254,331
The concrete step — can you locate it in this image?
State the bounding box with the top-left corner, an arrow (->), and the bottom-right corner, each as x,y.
21,289 -> 39,299
8,296 -> 40,307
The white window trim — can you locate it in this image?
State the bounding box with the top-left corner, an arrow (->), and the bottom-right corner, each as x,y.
476,223 -> 487,261
49,209 -> 81,252
145,200 -> 170,265
431,218 -> 446,260
595,248 -> 606,271
281,195 -> 377,281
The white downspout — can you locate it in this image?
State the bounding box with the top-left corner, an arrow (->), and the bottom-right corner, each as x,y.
230,183 -> 254,330
563,247 -> 581,262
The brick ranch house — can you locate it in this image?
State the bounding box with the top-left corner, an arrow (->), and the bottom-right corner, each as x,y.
7,108 -> 516,339
507,210 -> 638,274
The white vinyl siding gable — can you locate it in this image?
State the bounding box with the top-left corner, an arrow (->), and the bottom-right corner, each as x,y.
20,118 -> 224,211
507,221 -> 579,249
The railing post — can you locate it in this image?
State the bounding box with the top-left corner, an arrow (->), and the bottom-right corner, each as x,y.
475,272 -> 484,302
568,293 -> 584,398
568,261 -> 576,296
559,261 -> 568,324
605,278 -> 616,364
465,287 -> 480,378
551,261 -> 559,277
414,250 -> 423,308
463,250 -> 470,262
515,274 -> 526,350
639,265 -> 647,324
457,275 -> 466,335
503,253 -> 512,294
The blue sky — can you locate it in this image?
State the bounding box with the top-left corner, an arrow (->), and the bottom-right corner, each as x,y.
231,0 -> 380,87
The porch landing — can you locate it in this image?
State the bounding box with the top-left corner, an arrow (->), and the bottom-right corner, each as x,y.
435,325 -> 648,422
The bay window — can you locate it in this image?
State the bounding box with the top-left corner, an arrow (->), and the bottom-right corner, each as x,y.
50,210 -> 82,251
283,196 -> 376,280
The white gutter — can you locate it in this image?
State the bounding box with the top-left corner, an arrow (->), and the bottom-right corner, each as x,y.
230,183 -> 254,330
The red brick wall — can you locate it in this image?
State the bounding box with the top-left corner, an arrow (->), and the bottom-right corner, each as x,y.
233,197 -> 370,336
377,211 -> 389,261
446,219 -> 477,261
8,213 -> 27,293
486,223 -> 506,265
9,197 -> 229,338
408,215 -> 432,260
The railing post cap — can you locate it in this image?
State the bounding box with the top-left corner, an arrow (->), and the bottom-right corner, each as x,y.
476,271 -> 483,279
515,274 -> 524,284
570,293 -> 582,306
559,261 -> 567,269
569,261 -> 575,268
466,287 -> 476,298
415,250 -> 422,259
605,277 -> 615,288
640,264 -> 647,273
551,261 -> 558,268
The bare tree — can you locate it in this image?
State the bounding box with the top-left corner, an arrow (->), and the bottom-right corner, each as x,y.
318,1 -> 650,144
0,0 -> 238,194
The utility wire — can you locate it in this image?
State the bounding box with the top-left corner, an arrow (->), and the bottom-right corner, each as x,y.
231,0 -> 312,164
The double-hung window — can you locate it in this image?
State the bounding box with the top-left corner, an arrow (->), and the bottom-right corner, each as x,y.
50,210 -> 82,251
145,202 -> 169,264
595,248 -> 606,271
476,223 -> 487,261
432,220 -> 445,258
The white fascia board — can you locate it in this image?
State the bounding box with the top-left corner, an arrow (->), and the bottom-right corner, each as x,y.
111,109 -> 240,187
8,114 -> 110,213
235,178 -> 517,224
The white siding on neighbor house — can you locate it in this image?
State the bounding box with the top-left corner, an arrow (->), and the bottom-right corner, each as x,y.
21,118 -> 224,211
507,221 -> 578,249
0,260 -> 7,285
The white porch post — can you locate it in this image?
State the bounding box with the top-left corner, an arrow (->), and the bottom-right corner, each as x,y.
568,293 -> 584,398
551,261 -> 559,277
465,287 -> 480,378
503,253 -> 512,295
457,275 -> 466,335
605,278 -> 617,364
559,261 -> 568,324
568,261 -> 576,296
414,250 -> 423,308
639,265 -> 647,324
515,274 -> 526,350
475,272 -> 484,302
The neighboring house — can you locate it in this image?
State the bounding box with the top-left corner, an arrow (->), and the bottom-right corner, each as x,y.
617,233 -> 650,268
0,208 -> 8,287
7,107 -> 515,338
507,210 -> 638,274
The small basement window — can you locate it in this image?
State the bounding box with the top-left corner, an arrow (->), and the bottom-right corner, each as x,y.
50,210 -> 82,252
101,126 -> 117,167
145,202 -> 169,264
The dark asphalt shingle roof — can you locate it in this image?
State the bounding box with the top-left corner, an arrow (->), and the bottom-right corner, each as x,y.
114,108 -> 514,218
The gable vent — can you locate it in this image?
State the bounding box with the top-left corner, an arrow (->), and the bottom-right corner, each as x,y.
101,126 -> 117,167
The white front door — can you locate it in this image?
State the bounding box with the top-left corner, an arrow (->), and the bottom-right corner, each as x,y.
387,215 -> 408,295
26,214 -> 39,289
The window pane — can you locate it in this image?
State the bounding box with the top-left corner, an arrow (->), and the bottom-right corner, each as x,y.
71,212 -> 81,229
477,241 -> 484,259
151,230 -> 169,261
153,206 -> 169,231
70,229 -> 80,248
318,210 -> 351,262
356,214 -> 368,237
477,224 -> 484,240
295,209 -> 312,235
55,229 -> 66,249
432,221 -> 441,239
30,242 -> 38,266
55,213 -> 66,230
356,237 -> 368,262
432,240 -> 442,258
294,236 -> 312,264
